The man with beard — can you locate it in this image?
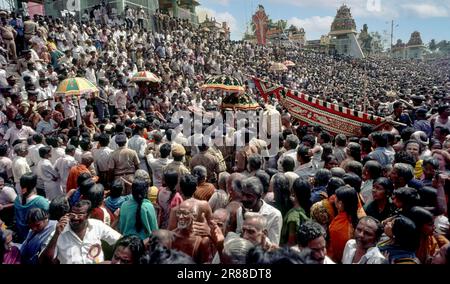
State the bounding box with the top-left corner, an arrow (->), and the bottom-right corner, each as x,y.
40,200 -> 121,264
236,177 -> 282,245
171,199 -> 212,263
341,216 -> 386,264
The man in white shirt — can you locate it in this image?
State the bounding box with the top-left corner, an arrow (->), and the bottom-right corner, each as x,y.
236,177 -> 282,245
54,145 -> 78,193
36,146 -> 62,201
92,134 -> 113,185
148,143 -> 173,188
40,200 -> 121,264
3,115 -> 36,146
277,134 -> 299,171
342,216 -> 386,264
27,133 -> 44,173
12,143 -> 31,195
127,124 -> 148,171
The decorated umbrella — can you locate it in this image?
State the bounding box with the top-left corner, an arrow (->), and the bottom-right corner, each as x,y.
269,62 -> 288,72
56,77 -> 98,96
200,27 -> 211,32
56,77 -> 99,127
130,71 -> 162,83
221,92 -> 261,111
201,75 -> 245,93
283,60 -> 295,67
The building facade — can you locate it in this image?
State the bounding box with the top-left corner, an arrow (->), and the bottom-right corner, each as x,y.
392,31 -> 426,60
328,5 -> 364,59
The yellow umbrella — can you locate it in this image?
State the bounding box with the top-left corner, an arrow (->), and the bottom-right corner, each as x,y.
56,77 -> 99,96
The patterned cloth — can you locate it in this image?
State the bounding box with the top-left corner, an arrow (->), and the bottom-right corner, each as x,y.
253,77 -> 383,136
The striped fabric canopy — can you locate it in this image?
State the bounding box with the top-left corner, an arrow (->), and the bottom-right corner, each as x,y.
253,77 -> 383,136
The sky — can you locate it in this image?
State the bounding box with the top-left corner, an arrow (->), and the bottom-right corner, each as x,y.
196,0 -> 450,46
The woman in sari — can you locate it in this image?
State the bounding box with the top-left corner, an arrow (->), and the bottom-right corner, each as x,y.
20,208 -> 56,264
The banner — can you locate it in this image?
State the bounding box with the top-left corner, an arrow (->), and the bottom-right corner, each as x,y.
252,77 -> 383,136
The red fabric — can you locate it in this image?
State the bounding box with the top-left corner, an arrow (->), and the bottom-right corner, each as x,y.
253,77 -> 383,136
66,165 -> 90,192
328,212 -> 354,263
90,207 -> 115,225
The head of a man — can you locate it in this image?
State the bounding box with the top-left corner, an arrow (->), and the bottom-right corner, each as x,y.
241,212 -> 267,246
212,208 -> 229,235
227,173 -> 244,201
175,200 -> 198,231
355,216 -> 383,251
69,200 -> 92,233
240,177 -> 263,211
297,221 -> 327,264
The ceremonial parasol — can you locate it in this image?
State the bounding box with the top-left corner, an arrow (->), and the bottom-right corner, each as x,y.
131,71 -> 162,83
56,77 -> 99,127
56,77 -> 99,96
201,75 -> 245,93
283,60 -> 295,67
386,91 -> 397,98
221,92 -> 261,111
269,62 -> 288,72
201,27 -> 211,32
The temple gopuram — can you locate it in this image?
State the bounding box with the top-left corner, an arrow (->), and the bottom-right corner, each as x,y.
199,15 -> 231,41
328,4 -> 365,58
392,31 -> 426,60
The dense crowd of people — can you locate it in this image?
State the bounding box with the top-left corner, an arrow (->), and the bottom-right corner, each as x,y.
0,7 -> 449,264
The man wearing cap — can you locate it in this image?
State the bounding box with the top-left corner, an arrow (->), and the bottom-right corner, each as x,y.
0,17 -> 17,60
108,133 -> 140,194
3,114 -> 35,146
163,144 -> 190,177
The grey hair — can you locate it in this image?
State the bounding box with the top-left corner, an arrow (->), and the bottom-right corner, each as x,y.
393,163 -> 414,183
285,134 -> 299,150
218,172 -> 230,190
241,177 -> 264,197
223,237 -> 255,264
135,169 -> 151,183
14,143 -> 28,155
192,165 -> 207,181
244,212 -> 267,230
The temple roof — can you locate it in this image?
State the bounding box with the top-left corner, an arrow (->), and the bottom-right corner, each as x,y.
329,4 -> 357,35
407,31 -> 424,46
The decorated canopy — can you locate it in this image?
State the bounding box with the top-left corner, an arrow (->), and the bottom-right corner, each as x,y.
131,71 -> 162,83
269,62 -> 288,72
283,60 -> 295,67
201,75 -> 245,93
56,77 -> 98,96
221,92 -> 261,111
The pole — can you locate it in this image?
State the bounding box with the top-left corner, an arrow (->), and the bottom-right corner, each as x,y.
390,20 -> 394,52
